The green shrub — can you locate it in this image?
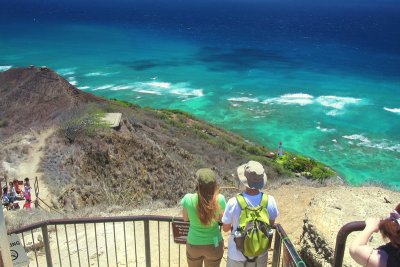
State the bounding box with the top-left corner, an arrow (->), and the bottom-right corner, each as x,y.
275,152 -> 335,179
61,107 -> 109,143
110,98 -> 140,109
311,166 -> 335,181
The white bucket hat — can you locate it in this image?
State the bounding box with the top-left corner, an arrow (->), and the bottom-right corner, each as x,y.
237,160 -> 267,189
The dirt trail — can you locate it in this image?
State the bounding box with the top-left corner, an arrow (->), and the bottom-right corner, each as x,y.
14,128 -> 55,206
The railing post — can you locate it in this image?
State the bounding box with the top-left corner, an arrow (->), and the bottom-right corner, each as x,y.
272,228 -> 281,267
34,176 -> 39,208
144,219 -> 151,267
0,207 -> 12,267
333,221 -> 365,267
41,225 -> 53,267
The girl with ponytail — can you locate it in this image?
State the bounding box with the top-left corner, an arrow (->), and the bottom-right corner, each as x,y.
181,168 -> 226,267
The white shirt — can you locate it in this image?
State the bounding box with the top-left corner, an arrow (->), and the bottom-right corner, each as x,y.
221,192 -> 279,261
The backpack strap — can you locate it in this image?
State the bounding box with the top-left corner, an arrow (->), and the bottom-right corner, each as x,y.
236,193 -> 248,210
260,193 -> 268,208
237,193 -> 268,210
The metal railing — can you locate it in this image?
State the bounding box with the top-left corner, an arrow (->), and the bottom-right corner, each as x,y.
8,216 -> 305,267
272,224 -> 306,267
333,221 -> 365,267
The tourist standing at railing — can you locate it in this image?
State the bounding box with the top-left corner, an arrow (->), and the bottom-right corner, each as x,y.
349,203 -> 400,267
222,160 -> 279,267
181,168 -> 226,267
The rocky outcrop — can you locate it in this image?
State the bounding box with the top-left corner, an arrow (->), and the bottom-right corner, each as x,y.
300,186 -> 400,266
0,67 -> 103,138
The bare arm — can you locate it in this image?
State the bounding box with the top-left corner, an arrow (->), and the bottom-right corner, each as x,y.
182,208 -> 189,222
349,218 -> 387,267
222,223 -> 231,232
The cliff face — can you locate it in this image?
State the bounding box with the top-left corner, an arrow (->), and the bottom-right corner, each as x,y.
300,186 -> 400,266
0,67 -> 285,210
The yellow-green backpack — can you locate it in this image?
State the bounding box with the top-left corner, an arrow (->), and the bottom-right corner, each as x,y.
234,193 -> 272,259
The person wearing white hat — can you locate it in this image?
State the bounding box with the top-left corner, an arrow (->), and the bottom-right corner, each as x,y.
222,161 -> 279,267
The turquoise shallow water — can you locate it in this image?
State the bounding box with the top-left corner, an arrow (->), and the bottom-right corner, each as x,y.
1,1 -> 399,189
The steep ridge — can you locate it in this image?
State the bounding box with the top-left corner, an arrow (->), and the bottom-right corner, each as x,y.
0,66 -> 103,138
0,67 -> 291,211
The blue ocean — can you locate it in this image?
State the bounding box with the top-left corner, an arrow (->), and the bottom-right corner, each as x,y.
1,0 -> 399,189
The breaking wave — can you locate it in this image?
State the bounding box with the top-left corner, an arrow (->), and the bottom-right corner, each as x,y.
84,72 -> 114,77
133,81 -> 203,98
342,134 -> 400,152
261,93 -> 314,106
316,96 -> 361,110
67,77 -> 77,86
57,68 -> 76,76
384,107 -> 400,114
316,125 -> 336,132
110,85 -> 134,91
93,84 -> 115,91
228,97 -> 259,103
0,65 -> 12,71
134,90 -> 162,95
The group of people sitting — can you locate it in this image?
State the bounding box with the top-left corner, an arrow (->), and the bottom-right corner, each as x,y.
2,177 -> 32,210
181,160 -> 399,267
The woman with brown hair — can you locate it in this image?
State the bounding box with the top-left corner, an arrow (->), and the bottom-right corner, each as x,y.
181,168 -> 226,267
349,203 -> 400,266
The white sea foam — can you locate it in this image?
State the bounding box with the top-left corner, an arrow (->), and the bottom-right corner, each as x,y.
67,77 -> 77,86
316,126 -> 336,132
134,89 -> 162,95
384,107 -> 400,114
343,134 -> 370,143
170,88 -> 204,97
228,97 -> 259,103
110,85 -> 134,91
57,68 -> 76,76
63,72 -> 75,76
326,110 -> 342,116
84,72 -> 115,77
0,65 -> 12,71
316,96 -> 361,110
93,84 -> 114,91
84,72 -> 102,77
262,93 -> 314,106
146,81 -> 171,89
78,86 -> 90,90
133,81 -> 204,99
342,134 -> 400,152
